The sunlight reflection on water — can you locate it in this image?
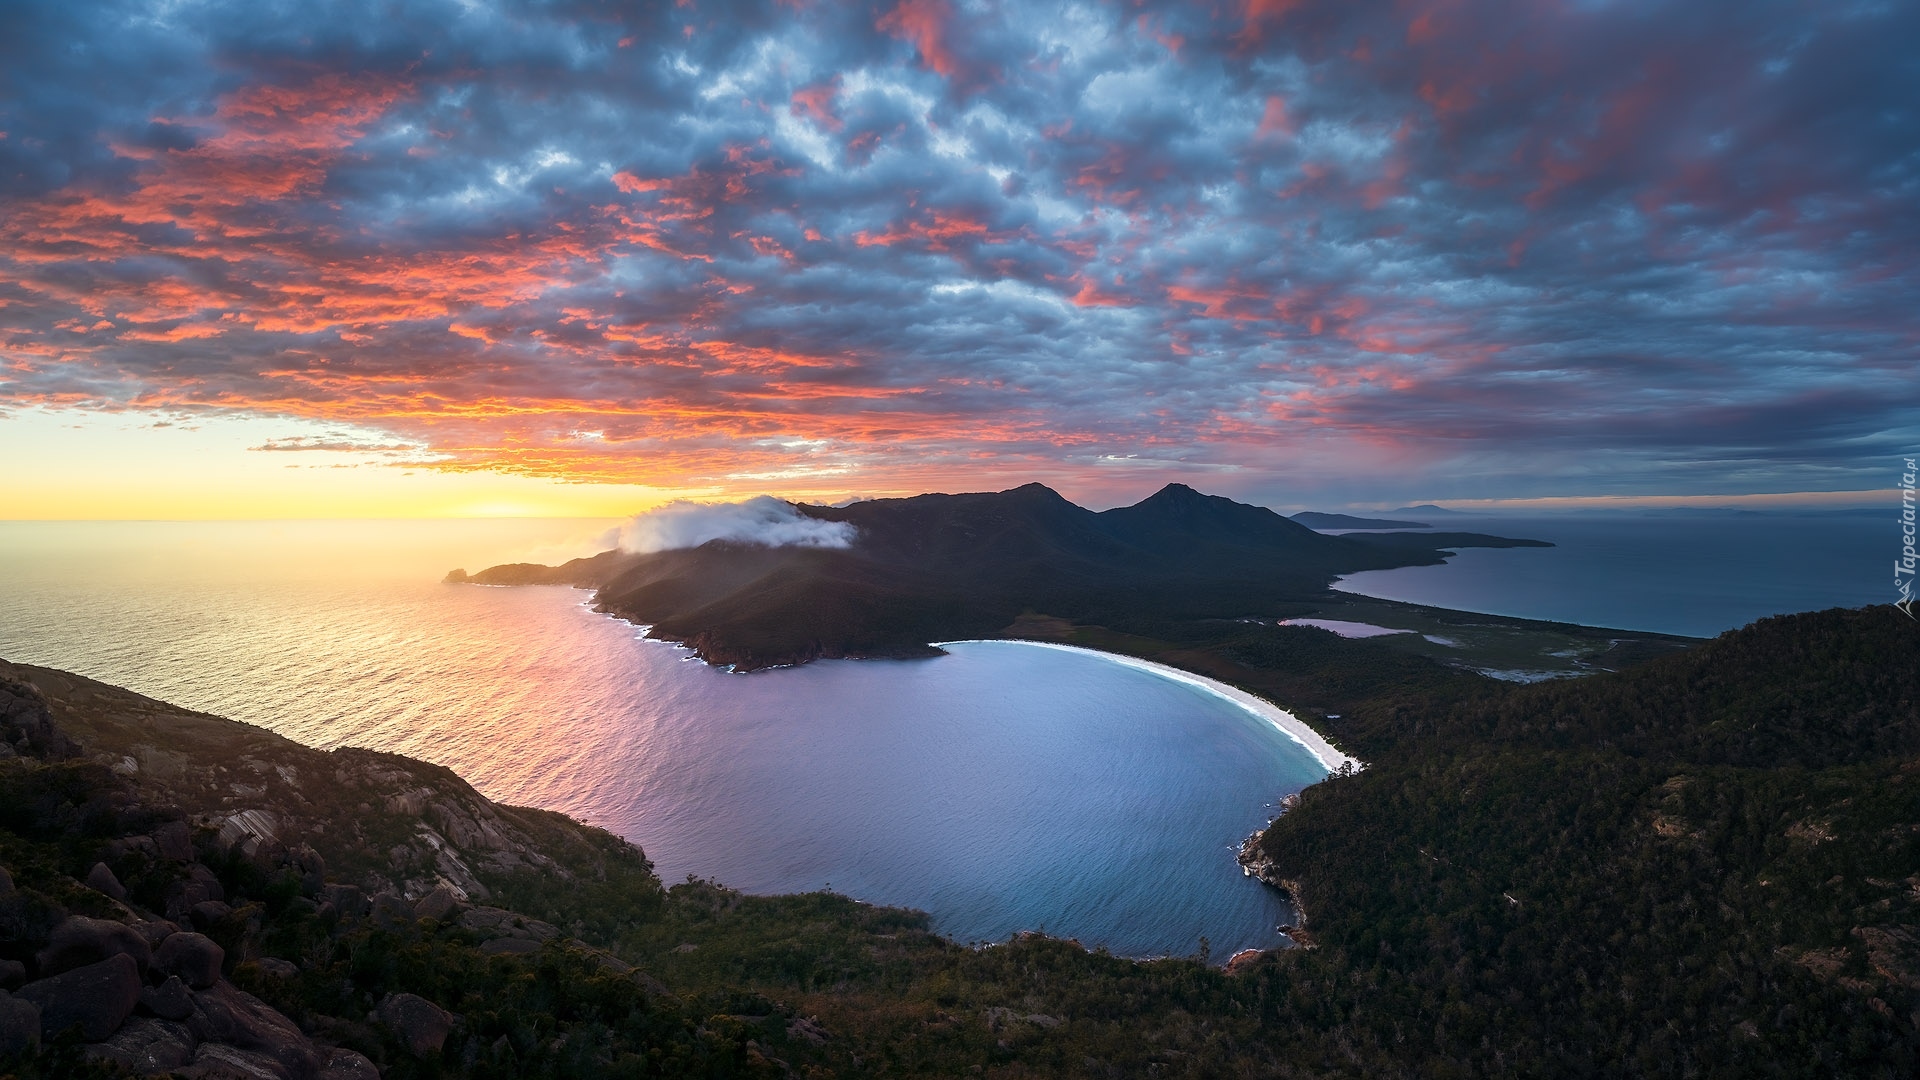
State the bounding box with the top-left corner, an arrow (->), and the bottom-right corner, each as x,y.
0,519 -> 1319,956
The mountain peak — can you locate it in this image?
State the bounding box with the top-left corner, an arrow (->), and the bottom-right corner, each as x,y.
1145,482 -> 1207,502
1003,481 -> 1070,502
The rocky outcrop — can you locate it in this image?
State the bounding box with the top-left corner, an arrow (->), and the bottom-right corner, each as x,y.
156,931 -> 225,989
87,1016 -> 197,1074
18,953 -> 142,1041
0,660 -> 681,1078
142,976 -> 197,1021
456,905 -> 556,943
1223,948 -> 1269,976
0,658 -> 648,913
1237,831 -> 1309,936
0,675 -> 79,758
322,1048 -> 382,1079
191,981 -> 323,1078
376,993 -> 454,1058
37,914 -> 153,976
0,992 -> 41,1056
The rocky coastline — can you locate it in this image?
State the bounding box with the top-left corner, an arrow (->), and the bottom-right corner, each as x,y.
1237,794 -> 1314,947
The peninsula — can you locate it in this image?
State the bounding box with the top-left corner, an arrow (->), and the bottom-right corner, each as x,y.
458,483 -> 1557,671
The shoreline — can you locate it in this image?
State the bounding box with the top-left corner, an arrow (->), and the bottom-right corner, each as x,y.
931,638 -> 1363,775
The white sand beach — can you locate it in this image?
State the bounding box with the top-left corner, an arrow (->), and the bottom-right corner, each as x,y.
933,639 -> 1364,775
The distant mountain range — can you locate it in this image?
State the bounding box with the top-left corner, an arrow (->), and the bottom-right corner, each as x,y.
461,483 -> 1549,669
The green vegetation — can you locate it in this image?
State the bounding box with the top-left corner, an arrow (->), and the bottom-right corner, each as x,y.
2,605 -> 1915,1077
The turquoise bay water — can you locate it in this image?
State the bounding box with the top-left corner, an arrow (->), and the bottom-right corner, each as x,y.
0,520 -> 1316,957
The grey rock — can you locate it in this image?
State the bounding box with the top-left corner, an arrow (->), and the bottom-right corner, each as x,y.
189,862 -> 228,901
0,991 -> 40,1056
287,845 -> 326,897
0,678 -> 78,757
369,892 -> 414,931
588,950 -> 632,975
255,958 -> 299,980
86,862 -> 129,902
134,918 -> 181,947
456,906 -> 556,941
110,836 -> 159,860
191,900 -> 234,930
167,879 -> 217,920
412,884 -> 461,922
37,914 -> 153,976
189,981 -> 320,1079
319,884 -> 367,921
786,1016 -> 829,1045
142,975 -> 197,1021
0,959 -> 25,990
18,952 -> 141,1041
86,1015 -> 197,1074
318,1047 -> 381,1079
155,821 -> 195,862
157,932 -> 225,990
376,992 -> 453,1057
180,1041 -> 291,1078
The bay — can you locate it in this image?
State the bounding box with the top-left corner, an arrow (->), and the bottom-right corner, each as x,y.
0,520 -> 1317,957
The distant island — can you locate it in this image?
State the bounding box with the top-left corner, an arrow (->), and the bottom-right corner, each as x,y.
1289,511 -> 1433,530
457,483 -> 1552,671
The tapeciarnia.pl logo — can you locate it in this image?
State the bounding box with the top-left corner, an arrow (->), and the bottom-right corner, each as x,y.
1899,457 -> 1917,619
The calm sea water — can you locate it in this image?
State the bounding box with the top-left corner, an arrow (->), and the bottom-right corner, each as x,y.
1333,512 -> 1889,638
0,520 -> 1315,957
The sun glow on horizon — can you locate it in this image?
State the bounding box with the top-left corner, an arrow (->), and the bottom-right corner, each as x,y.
5,404 -> 1896,522
2,406 -> 692,520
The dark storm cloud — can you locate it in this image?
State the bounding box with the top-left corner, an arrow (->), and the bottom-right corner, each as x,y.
1,0 -> 1915,503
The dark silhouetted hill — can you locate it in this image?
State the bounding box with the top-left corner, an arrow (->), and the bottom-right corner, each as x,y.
462,483 -> 1551,668
1290,511 -> 1433,529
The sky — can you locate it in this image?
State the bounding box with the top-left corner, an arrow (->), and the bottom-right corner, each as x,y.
2,0 -> 1916,517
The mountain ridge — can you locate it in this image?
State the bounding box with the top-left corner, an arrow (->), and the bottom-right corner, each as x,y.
464,483 -> 1551,669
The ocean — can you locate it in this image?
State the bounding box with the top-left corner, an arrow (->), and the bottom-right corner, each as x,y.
1,510 -> 1886,953
1331,511 -> 1890,638
0,519 -> 1315,957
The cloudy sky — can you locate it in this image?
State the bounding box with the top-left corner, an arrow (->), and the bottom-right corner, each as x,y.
2,0 -> 1915,516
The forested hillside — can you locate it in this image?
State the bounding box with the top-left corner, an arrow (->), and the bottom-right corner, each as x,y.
1,607 -> 1912,1077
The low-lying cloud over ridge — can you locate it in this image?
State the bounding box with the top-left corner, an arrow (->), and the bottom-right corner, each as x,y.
616,497 -> 856,554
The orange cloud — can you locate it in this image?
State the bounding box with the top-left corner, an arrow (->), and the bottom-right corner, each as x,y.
877,0 -> 958,78
789,77 -> 844,131
1255,96 -> 1295,140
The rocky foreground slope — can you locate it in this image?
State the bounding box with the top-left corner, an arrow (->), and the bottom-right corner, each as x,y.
0,661 -> 684,1078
